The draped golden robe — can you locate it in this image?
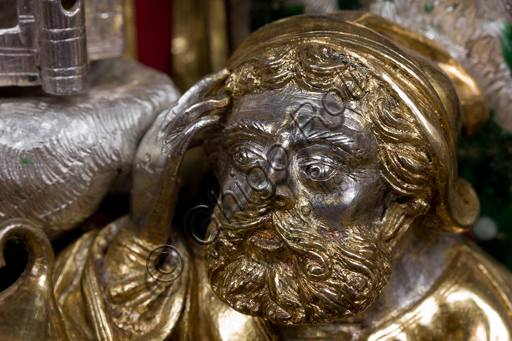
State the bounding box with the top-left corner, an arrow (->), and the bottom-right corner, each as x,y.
53,218 -> 512,341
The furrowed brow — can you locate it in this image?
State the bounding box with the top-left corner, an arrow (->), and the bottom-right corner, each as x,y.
222,120 -> 273,147
293,130 -> 365,157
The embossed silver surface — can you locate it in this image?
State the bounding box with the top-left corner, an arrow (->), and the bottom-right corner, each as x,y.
84,0 -> 124,60
0,0 -> 40,87
0,58 -> 180,240
362,0 -> 512,131
0,0 -> 125,94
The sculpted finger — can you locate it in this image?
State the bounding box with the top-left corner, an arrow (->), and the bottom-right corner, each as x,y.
191,68 -> 230,99
162,95 -> 230,150
136,115 -> 222,243
160,69 -> 230,135
169,115 -> 222,169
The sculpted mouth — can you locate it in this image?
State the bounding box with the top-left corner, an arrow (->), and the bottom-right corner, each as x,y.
222,213 -> 271,230
248,219 -> 284,251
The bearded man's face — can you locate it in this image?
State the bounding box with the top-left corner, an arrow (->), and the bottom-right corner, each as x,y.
205,87 -> 394,325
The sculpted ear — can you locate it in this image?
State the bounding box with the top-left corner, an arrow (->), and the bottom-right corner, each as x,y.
379,197 -> 429,247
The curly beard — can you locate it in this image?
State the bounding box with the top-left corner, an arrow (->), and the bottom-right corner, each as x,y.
204,205 -> 392,325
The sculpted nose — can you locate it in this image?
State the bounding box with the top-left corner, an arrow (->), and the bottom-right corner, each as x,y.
271,187 -> 295,210
265,153 -> 295,209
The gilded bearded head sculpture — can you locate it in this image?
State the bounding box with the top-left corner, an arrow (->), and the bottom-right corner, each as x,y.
195,13 -> 484,325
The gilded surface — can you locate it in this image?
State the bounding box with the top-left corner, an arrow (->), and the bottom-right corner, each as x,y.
1,11 -> 512,341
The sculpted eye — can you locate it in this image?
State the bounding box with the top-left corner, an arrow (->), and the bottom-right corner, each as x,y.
232,148 -> 261,167
303,162 -> 337,181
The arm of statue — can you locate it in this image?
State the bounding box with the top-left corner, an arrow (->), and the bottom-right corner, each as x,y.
38,70 -> 231,340
129,69 -> 230,245
97,69 -> 230,288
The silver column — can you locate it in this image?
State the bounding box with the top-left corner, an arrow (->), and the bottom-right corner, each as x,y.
38,0 -> 88,95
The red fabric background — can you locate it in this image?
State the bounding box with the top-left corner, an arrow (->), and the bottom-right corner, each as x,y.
134,0 -> 173,76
